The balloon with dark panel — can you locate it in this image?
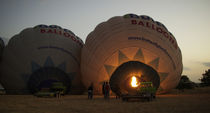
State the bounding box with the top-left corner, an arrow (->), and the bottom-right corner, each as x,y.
0,25 -> 84,94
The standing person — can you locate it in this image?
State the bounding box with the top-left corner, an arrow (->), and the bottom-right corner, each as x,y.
102,82 -> 106,98
56,90 -> 59,98
58,90 -> 61,98
88,83 -> 93,99
105,82 -> 110,99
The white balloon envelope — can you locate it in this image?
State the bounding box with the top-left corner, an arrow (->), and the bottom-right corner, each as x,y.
81,14 -> 183,94
0,25 -> 84,94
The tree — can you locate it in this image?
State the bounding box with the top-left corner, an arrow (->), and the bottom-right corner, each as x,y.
200,69 -> 210,86
176,75 -> 195,90
180,75 -> 189,82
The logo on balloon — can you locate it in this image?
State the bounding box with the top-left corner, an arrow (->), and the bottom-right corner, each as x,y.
130,19 -> 177,49
35,25 -> 83,47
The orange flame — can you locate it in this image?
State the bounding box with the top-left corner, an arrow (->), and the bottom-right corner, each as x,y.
131,76 -> 139,87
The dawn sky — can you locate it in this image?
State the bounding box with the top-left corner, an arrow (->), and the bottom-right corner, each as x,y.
0,0 -> 210,82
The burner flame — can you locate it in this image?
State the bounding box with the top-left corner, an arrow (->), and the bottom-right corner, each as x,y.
131,76 -> 139,87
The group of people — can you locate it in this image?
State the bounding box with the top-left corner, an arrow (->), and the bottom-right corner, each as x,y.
87,82 -> 111,99
56,90 -> 61,98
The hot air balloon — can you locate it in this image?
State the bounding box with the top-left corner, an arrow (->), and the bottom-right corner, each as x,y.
81,14 -> 183,95
0,25 -> 84,94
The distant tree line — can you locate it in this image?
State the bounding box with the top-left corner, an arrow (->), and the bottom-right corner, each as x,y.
176,69 -> 210,90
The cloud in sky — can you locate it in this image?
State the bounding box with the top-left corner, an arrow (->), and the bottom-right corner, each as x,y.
183,66 -> 191,71
203,62 -> 210,67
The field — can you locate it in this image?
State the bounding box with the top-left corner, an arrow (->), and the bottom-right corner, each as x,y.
0,87 -> 210,113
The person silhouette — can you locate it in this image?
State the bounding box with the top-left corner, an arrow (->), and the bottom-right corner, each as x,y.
88,83 -> 93,99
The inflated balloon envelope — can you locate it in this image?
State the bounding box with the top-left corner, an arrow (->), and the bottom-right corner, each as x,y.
0,25 -> 84,94
81,14 -> 183,95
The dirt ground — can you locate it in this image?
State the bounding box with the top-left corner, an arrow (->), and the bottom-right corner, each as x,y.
0,87 -> 210,113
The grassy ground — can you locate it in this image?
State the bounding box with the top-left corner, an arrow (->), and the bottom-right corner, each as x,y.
0,87 -> 210,113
